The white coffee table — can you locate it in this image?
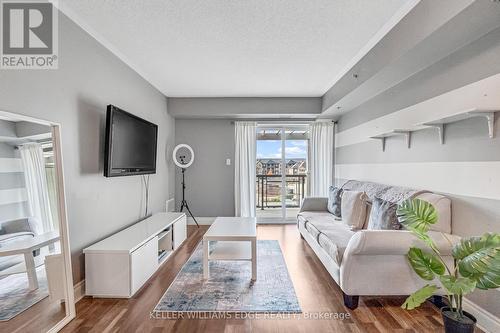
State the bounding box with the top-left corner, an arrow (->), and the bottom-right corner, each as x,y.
203,217 -> 257,280
0,231 -> 60,290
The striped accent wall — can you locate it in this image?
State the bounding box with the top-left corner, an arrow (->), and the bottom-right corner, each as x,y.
335,76 -> 500,319
0,143 -> 28,224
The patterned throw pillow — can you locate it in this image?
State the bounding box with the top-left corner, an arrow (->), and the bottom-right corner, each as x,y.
367,197 -> 402,230
327,186 -> 343,218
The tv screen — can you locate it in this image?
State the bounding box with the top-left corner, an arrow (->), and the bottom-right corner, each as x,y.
104,105 -> 158,177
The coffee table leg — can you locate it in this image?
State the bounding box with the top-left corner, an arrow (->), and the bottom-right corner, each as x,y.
251,239 -> 257,280
203,239 -> 209,279
24,252 -> 39,290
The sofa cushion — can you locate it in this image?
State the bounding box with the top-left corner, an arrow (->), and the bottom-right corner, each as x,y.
327,186 -> 343,217
310,220 -> 355,265
0,217 -> 37,234
0,231 -> 35,243
305,221 -> 321,240
367,197 -> 402,230
298,211 -> 339,225
298,211 -> 339,240
341,190 -> 368,230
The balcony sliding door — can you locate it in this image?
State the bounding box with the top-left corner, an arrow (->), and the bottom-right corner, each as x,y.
256,126 -> 308,222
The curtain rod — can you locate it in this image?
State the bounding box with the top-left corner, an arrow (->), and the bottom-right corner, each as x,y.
229,120 -> 336,125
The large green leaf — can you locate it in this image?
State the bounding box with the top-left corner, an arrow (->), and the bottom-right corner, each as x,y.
402,284 -> 439,310
408,226 -> 439,252
453,233 -> 500,290
397,199 -> 438,233
439,275 -> 476,295
407,247 -> 446,280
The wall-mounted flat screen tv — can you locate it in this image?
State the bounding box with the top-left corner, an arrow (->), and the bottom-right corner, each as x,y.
104,105 -> 158,177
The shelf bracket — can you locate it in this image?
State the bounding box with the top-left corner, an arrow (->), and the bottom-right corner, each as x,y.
424,123 -> 445,144
394,130 -> 411,148
371,137 -> 386,152
469,112 -> 496,138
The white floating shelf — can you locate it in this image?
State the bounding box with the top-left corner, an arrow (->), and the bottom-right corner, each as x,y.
370,109 -> 498,151
422,109 -> 497,142
370,130 -> 412,151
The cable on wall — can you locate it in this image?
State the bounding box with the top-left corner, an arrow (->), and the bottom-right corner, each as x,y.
142,175 -> 150,217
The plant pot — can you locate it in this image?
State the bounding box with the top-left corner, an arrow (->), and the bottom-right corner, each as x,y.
441,307 -> 477,333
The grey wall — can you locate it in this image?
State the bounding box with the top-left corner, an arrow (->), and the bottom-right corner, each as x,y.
0,142 -> 28,222
0,142 -> 16,158
15,121 -> 52,138
336,108 -> 500,315
0,12 -> 175,283
332,21 -> 500,318
0,120 -> 16,138
337,26 -> 500,131
321,1 -> 500,118
174,119 -> 234,217
168,97 -> 322,119
170,97 -> 321,218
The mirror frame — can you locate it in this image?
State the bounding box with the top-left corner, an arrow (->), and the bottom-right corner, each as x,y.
0,110 -> 75,332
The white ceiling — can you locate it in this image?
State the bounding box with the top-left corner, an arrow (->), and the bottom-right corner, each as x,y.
60,0 -> 413,97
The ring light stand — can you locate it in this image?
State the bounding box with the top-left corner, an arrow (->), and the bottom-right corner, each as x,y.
173,144 -> 199,228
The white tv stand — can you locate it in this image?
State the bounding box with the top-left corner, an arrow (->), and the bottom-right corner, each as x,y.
83,212 -> 187,298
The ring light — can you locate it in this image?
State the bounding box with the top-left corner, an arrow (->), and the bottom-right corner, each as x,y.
173,144 -> 194,168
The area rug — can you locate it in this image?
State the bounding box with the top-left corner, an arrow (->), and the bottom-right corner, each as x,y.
154,240 -> 301,313
0,266 -> 49,321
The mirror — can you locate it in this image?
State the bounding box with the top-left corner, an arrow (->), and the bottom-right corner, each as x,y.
0,111 -> 75,332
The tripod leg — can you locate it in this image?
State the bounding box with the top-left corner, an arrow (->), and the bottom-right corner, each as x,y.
184,203 -> 199,228
180,200 -> 185,212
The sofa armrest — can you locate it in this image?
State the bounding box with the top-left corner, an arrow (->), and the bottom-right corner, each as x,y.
299,197 -> 328,212
0,231 -> 35,243
345,230 -> 461,256
1,218 -> 37,235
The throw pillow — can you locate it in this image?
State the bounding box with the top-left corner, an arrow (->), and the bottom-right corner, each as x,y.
327,186 -> 343,218
340,190 -> 368,230
367,197 -> 402,230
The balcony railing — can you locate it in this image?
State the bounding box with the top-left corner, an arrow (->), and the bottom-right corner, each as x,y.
256,174 -> 307,209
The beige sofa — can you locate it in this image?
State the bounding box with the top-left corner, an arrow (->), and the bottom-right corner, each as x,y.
297,180 -> 460,310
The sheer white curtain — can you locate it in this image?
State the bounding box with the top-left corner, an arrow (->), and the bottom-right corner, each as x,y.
19,143 -> 54,234
309,122 -> 335,197
234,122 -> 257,217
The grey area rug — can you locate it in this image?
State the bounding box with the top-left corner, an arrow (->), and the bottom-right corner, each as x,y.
154,240 -> 301,313
0,266 -> 48,321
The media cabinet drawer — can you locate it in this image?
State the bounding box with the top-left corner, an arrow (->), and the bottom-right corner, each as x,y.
173,215 -> 187,250
130,237 -> 158,295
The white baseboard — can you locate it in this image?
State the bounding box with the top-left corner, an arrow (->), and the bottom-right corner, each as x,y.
73,279 -> 85,303
187,217 -> 216,225
463,298 -> 500,333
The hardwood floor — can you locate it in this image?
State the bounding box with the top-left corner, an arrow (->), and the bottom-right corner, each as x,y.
59,224 -> 469,333
0,289 -> 66,333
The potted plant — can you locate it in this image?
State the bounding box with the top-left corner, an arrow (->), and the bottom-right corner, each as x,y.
396,198 -> 500,333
